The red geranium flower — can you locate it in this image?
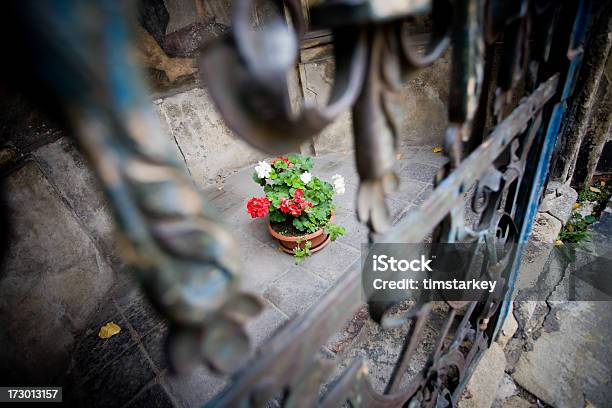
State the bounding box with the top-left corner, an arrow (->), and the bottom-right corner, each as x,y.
288,203 -> 302,216
279,198 -> 292,214
277,190 -> 312,216
246,196 -> 271,218
272,157 -> 291,167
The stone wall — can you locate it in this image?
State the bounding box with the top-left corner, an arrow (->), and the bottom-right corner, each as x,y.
149,52 -> 450,184
297,49 -> 450,155
153,88 -> 268,186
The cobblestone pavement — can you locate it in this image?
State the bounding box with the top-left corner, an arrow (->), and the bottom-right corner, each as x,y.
1,135 -> 447,407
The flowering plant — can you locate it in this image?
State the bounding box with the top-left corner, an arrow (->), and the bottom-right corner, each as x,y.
246,154 -> 346,261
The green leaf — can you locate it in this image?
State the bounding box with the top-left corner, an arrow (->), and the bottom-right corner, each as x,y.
287,154 -> 313,171
325,223 -> 346,241
293,217 -> 306,232
252,172 -> 265,186
273,160 -> 288,171
293,240 -> 312,264
269,210 -> 286,223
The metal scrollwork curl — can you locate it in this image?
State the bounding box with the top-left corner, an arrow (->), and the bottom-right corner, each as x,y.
199,0 -> 368,154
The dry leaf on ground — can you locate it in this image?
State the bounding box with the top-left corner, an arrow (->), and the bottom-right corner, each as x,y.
98,322 -> 121,339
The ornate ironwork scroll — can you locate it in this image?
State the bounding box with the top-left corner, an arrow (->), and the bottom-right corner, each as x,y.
3,0 -> 594,406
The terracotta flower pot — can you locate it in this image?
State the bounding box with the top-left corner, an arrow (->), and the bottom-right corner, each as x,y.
268,213 -> 334,255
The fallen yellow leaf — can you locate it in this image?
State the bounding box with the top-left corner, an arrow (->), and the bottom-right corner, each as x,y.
567,224 -> 575,232
432,147 -> 443,153
572,202 -> 581,209
555,239 -> 563,246
98,322 -> 121,339
589,186 -> 601,193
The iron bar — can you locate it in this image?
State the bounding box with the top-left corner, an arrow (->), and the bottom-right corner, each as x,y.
384,74 -> 559,244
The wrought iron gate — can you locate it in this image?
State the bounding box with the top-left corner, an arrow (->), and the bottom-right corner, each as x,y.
3,0 -> 594,406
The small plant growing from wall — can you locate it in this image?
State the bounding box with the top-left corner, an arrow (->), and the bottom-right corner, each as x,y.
557,181 -> 611,244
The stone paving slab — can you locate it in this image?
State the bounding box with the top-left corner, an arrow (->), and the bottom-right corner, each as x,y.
262,266 -> 332,318
512,301 -> 612,407
400,145 -> 450,167
116,293 -> 166,340
399,162 -> 440,183
124,382 -> 177,408
141,322 -> 170,373
0,160 -> 115,384
297,241 -> 360,282
240,240 -> 296,292
34,138 -> 121,268
510,204 -> 612,408
335,210 -> 370,249
458,343 -> 507,408
246,299 -> 290,348
164,365 -> 227,408
68,300 -> 140,385
72,341 -> 157,408
237,216 -> 279,247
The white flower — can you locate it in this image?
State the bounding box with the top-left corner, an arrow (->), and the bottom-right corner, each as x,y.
300,171 -> 312,184
255,161 -> 272,179
332,174 -> 345,195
